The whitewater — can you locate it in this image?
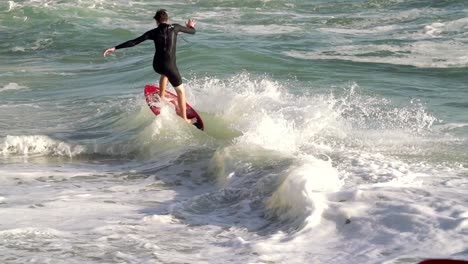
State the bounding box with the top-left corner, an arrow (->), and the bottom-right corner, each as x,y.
1,0 -> 467,263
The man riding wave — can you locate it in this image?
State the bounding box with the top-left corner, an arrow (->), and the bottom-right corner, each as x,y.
104,9 -> 196,123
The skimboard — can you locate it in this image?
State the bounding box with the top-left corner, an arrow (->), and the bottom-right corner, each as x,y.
144,84 -> 204,130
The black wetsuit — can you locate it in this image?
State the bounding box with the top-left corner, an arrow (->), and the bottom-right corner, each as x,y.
115,23 -> 195,87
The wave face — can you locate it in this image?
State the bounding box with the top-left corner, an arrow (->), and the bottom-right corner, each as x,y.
1,0 -> 467,263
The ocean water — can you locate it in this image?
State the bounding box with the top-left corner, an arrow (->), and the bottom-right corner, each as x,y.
1,0 -> 468,263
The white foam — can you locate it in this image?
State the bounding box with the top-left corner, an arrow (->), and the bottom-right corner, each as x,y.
424,22 -> 445,36
195,75 -> 441,164
1,135 -> 84,157
10,38 -> 53,52
284,39 -> 468,68
142,215 -> 178,224
0,82 -> 28,92
0,227 -> 68,239
238,24 -> 301,35
237,113 -> 298,153
321,25 -> 399,35
249,177 -> 468,263
281,9 -> 468,69
7,0 -> 18,12
265,156 -> 343,228
436,122 -> 468,131
424,18 -> 468,36
209,23 -> 301,36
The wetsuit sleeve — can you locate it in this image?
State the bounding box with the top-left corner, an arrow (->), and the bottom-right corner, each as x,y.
115,31 -> 151,49
174,24 -> 196,35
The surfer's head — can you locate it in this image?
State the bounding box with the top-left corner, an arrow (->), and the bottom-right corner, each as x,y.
154,9 -> 169,24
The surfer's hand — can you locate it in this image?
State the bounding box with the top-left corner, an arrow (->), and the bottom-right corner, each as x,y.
103,47 -> 115,57
186,19 -> 196,28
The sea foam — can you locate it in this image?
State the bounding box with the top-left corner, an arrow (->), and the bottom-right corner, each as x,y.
0,83 -> 28,92
1,135 -> 84,157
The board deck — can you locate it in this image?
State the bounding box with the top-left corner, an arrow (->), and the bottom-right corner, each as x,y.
144,84 -> 204,130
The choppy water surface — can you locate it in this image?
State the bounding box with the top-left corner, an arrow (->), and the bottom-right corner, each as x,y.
1,0 -> 467,263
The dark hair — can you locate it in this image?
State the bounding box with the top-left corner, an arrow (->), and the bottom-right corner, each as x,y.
153,9 -> 168,23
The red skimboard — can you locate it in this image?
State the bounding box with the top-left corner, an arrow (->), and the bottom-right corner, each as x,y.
144,84 -> 204,130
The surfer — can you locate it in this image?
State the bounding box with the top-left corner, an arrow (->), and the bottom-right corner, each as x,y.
103,9 -> 196,123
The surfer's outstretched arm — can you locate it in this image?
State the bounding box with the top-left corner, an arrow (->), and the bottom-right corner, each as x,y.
171,19 -> 196,36
103,31 -> 151,56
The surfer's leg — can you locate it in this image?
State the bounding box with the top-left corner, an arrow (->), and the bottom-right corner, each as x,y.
159,75 -> 168,99
174,84 -> 187,120
174,84 -> 196,124
165,65 -> 195,124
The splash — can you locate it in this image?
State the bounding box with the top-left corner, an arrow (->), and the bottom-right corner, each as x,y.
191,74 -> 438,156
1,135 -> 84,158
265,155 -> 343,229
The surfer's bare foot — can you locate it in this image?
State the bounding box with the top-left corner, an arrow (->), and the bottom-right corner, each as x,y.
185,118 -> 197,124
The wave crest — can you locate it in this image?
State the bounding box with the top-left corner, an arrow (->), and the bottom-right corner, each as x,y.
1,135 -> 85,157
265,156 -> 342,229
